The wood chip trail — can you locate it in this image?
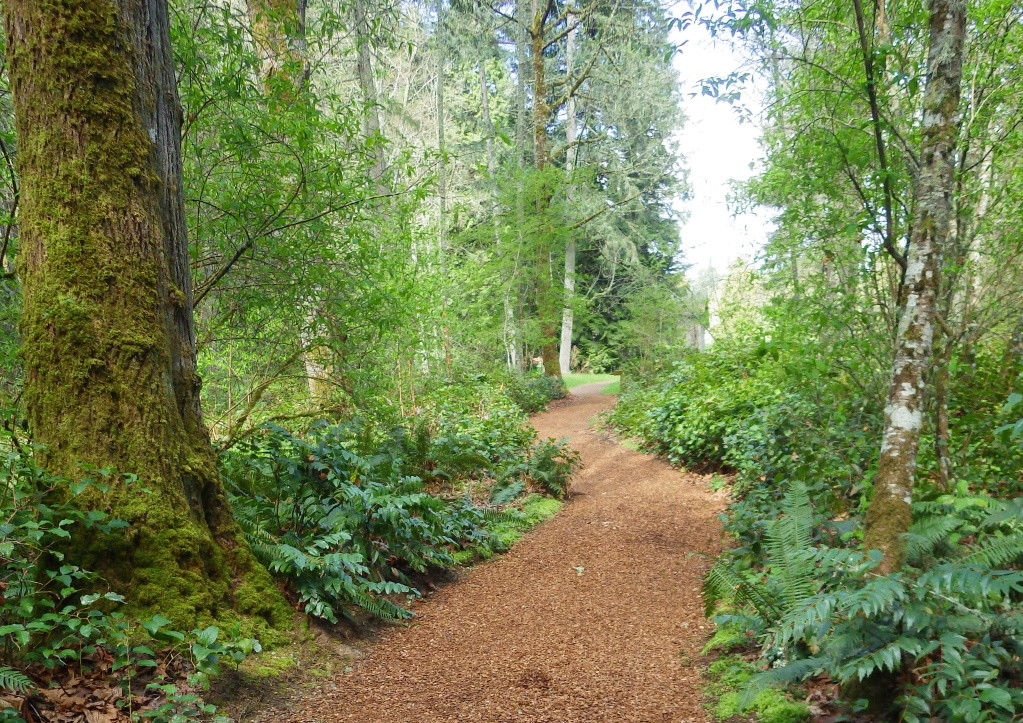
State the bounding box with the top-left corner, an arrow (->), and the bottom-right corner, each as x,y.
284,381 -> 724,722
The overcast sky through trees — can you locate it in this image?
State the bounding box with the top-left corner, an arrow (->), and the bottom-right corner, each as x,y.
672,23 -> 772,279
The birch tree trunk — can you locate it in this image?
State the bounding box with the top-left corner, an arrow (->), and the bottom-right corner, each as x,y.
5,0 -> 288,626
558,2 -> 579,375
863,0 -> 966,572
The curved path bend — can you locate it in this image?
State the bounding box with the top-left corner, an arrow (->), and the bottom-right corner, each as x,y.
284,381 -> 724,722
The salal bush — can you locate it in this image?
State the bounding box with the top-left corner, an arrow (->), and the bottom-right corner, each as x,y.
608,348 -> 878,555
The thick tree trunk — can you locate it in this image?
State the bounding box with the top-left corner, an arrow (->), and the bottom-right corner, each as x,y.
5,0 -> 288,627
864,0 -> 966,572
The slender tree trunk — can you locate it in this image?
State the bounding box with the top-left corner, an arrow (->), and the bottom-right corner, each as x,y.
480,63 -> 520,371
558,1 -> 578,375
247,0 -> 336,407
353,0 -> 386,185
436,0 -> 452,371
5,0 -> 288,627
513,0 -> 532,370
864,0 -> 966,572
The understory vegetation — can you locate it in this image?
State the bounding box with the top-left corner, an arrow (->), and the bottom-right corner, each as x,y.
3,0 -> 1022,719
0,373 -> 573,720
0,0 -> 692,717
610,327 -> 1023,720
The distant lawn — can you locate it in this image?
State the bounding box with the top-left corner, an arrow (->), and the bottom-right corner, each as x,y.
562,373 -> 619,389
601,380 -> 621,394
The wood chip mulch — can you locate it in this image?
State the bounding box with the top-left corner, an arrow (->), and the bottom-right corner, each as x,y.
279,382 -> 726,722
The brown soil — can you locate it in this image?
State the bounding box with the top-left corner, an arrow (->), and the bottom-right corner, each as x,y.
278,381 -> 725,722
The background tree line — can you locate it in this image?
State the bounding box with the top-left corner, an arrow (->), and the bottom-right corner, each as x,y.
610,0 -> 1023,719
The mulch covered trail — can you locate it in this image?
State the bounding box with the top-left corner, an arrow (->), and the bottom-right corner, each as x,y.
284,381 -> 725,722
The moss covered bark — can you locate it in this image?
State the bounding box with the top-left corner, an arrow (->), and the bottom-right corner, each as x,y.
4,0 -> 291,630
863,0 -> 965,572
529,1 -> 563,379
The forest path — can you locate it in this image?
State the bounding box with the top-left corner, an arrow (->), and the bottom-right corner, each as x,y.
284,381 -> 725,722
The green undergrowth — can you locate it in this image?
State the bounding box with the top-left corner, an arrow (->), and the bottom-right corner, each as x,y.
451,494 -> 563,564
0,369 -> 575,720
706,655 -> 810,723
609,345 -> 1023,720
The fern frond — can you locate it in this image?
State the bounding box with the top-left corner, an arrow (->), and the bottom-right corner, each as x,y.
981,497 -> 1023,528
703,562 -> 779,621
764,483 -> 818,611
962,534 -> 1023,568
738,658 -> 824,710
0,666 -> 33,692
904,515 -> 963,563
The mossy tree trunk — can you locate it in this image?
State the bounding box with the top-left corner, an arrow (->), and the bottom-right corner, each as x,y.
5,0 -> 290,628
863,0 -> 966,573
529,0 -> 562,378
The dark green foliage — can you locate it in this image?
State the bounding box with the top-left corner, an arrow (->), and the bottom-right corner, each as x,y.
222,421 -> 493,623
222,396 -> 578,623
704,484 -> 1023,722
0,449 -> 256,721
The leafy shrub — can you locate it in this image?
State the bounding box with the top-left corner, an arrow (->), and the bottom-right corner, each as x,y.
0,449 -> 255,722
608,349 -> 877,558
222,422 -> 495,622
479,369 -> 567,414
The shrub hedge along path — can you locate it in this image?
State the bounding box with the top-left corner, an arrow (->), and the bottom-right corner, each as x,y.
284,382 -> 725,722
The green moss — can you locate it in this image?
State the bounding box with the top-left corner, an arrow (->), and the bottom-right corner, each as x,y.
702,623 -> 751,655
251,653 -> 298,678
705,655 -> 810,723
455,495 -> 563,566
519,495 -> 563,525
6,0 -> 292,635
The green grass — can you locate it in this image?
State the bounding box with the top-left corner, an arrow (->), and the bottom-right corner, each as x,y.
601,380 -> 620,394
562,373 -> 618,389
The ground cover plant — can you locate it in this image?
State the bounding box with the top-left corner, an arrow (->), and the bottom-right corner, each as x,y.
610,327 -> 1023,720
0,371 -> 573,721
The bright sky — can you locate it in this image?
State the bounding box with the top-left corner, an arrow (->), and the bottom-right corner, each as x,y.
670,23 -> 774,280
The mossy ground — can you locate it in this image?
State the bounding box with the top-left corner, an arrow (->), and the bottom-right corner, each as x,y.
701,621 -> 811,723
704,654 -> 810,723
452,493 -> 563,564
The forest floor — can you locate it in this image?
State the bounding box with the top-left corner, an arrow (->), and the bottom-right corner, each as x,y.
273,381 -> 726,722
